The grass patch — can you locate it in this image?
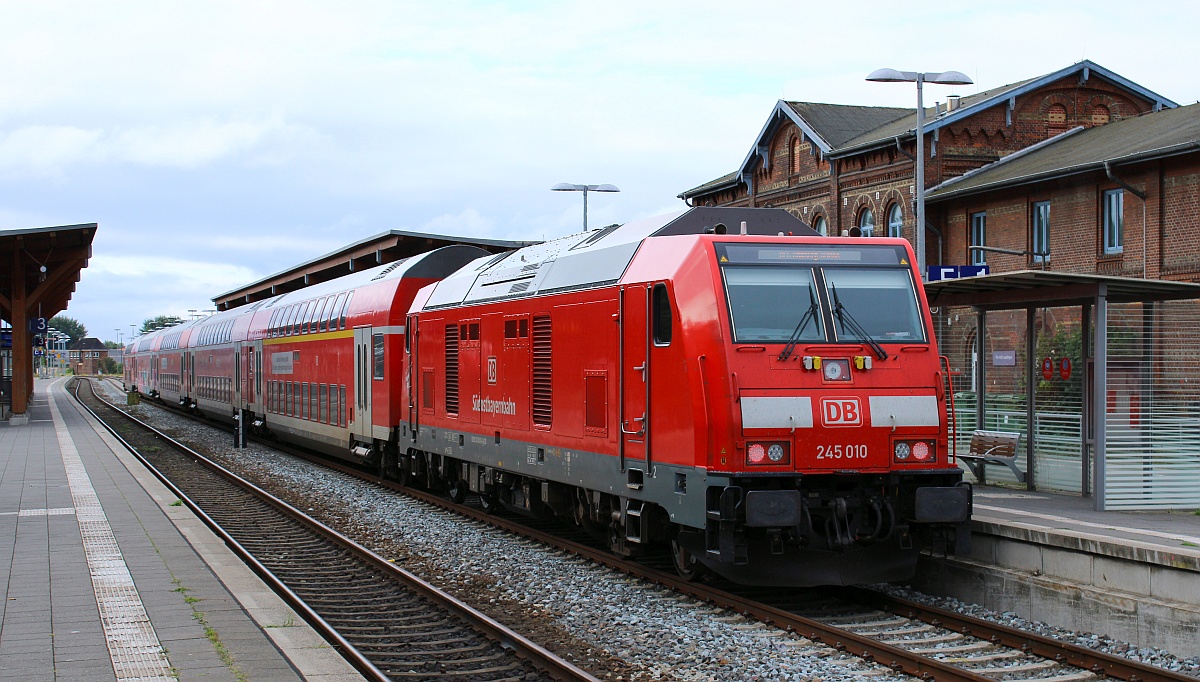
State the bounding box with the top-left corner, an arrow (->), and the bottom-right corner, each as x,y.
169,499 -> 183,507
1182,541 -> 1199,548
172,580 -> 246,681
264,613 -> 297,628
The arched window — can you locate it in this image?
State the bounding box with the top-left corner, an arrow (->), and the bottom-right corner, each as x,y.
858,207 -> 875,237
1091,104 -> 1111,125
887,204 -> 903,238
791,137 -> 801,174
813,215 -> 827,236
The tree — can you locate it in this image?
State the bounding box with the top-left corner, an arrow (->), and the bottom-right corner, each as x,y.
48,315 -> 87,345
140,315 -> 184,334
104,340 -> 123,349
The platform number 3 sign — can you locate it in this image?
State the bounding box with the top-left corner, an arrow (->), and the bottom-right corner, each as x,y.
487,356 -> 498,384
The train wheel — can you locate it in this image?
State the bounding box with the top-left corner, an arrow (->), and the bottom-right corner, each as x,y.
478,492 -> 501,514
447,478 -> 467,504
671,538 -> 706,581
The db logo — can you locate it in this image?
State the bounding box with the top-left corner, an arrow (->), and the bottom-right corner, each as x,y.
487,357 -> 498,384
821,398 -> 862,426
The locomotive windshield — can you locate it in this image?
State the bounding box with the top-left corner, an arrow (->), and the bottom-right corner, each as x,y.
717,243 -> 927,344
723,267 -> 824,342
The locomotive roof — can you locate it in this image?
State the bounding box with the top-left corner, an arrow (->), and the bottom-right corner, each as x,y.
422,207 -> 814,308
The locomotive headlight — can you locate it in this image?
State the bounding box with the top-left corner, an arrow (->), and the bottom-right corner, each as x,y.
767,444 -> 785,462
822,359 -> 850,381
894,442 -> 911,460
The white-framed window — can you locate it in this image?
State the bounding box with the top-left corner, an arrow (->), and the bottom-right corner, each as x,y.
1103,189 -> 1123,254
970,212 -> 987,265
887,203 -> 903,238
1032,201 -> 1050,263
813,215 -> 827,236
858,208 -> 875,237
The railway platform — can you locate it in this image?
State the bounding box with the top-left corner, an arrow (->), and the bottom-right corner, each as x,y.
0,377 -> 363,681
911,484 -> 1200,657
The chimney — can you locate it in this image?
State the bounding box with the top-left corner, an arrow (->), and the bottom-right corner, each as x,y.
946,95 -> 961,112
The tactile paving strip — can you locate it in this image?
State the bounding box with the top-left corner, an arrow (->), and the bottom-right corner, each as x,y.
49,392 -> 175,681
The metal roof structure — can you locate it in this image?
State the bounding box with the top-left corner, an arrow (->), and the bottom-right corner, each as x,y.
924,270 -> 1200,310
214,229 -> 536,311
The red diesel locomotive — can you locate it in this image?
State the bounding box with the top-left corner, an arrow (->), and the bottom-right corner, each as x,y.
126,207 -> 970,586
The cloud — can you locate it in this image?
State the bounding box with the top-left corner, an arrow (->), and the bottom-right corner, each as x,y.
0,117 -> 308,176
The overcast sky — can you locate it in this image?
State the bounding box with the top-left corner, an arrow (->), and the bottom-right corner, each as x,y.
2,1 -> 1196,343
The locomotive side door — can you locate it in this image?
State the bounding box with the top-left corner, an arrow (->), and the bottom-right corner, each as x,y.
620,285 -> 650,472
352,327 -> 374,441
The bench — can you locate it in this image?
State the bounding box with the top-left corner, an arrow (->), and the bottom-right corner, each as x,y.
958,430 -> 1026,485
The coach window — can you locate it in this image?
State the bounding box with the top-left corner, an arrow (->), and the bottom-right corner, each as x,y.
284,305 -> 299,336
317,297 -> 332,332
339,292 -> 353,330
293,302 -> 308,335
652,283 -> 672,345
303,300 -> 318,334
331,291 -> 345,328
373,334 -> 385,379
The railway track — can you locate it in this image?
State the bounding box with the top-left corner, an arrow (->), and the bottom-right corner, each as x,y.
98,379 -> 1198,682
73,378 -> 599,682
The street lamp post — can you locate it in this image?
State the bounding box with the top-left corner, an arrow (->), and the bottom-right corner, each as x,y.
551,183 -> 620,232
866,68 -> 973,280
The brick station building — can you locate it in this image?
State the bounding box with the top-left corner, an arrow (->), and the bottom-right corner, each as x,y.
680,61 -> 1200,506
678,60 -> 1178,270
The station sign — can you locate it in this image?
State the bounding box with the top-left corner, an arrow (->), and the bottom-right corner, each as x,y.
1,330 -> 10,349
27,317 -> 47,333
926,265 -> 990,281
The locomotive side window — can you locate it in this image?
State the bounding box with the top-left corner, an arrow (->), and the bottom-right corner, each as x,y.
373,334 -> 385,379
823,268 -> 925,342
722,267 -> 824,343
652,283 -> 672,346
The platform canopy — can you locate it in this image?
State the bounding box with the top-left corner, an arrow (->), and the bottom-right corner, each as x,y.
214,229 -> 537,311
1,223 -> 97,421
924,269 -> 1200,511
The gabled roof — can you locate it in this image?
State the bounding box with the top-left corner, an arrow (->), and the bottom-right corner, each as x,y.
835,61 -> 1175,155
680,60 -> 1177,201
70,337 -> 108,351
927,103 -> 1200,201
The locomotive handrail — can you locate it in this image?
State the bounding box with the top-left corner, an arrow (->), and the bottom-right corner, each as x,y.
940,355 -> 957,459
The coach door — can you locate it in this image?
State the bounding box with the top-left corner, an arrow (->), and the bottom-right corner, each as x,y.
352,327 -> 374,440
620,285 -> 650,475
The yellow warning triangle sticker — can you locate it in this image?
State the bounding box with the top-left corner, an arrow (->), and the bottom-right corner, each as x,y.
719,255 -> 728,262
900,258 -> 909,265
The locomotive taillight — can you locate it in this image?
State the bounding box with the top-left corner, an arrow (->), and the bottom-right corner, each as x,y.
894,440 -> 936,464
747,441 -> 790,466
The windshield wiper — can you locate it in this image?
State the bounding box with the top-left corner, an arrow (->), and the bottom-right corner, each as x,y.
830,284 -> 889,361
778,286 -> 820,361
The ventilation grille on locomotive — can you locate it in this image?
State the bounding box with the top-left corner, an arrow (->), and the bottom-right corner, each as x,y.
444,324 -> 459,415
532,314 -> 552,427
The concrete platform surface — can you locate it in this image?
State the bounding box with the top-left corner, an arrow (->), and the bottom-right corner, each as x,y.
0,378 -> 364,681
911,485 -> 1200,656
